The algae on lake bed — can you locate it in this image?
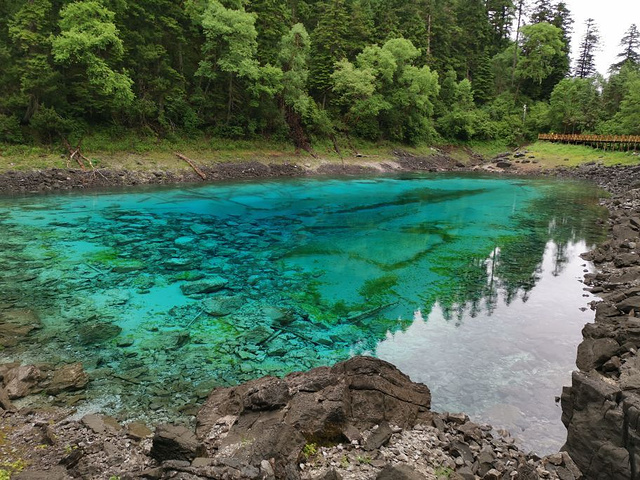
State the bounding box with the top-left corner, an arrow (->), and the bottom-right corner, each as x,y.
0,174 -> 605,453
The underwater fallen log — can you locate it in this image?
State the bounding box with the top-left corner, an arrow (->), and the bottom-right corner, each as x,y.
344,302 -> 398,323
175,152 -> 207,180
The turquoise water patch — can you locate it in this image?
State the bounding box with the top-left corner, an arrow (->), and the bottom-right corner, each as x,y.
0,174 -> 605,454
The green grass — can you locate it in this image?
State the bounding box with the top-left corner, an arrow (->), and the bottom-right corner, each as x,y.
525,141 -> 640,168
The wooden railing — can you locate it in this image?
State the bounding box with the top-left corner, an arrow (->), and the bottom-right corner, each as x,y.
538,133 -> 640,151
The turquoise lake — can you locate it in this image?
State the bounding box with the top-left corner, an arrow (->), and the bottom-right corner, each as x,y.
0,174 -> 606,454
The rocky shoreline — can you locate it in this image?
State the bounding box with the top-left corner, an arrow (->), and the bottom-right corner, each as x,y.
1,157 -> 639,479
555,164 -> 640,480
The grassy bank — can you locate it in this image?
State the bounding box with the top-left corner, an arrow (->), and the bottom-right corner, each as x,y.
0,134 -> 637,174
524,142 -> 639,168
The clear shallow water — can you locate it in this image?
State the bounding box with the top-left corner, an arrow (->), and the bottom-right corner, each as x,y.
0,174 -> 605,454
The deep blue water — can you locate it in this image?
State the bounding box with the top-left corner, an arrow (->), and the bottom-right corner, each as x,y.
0,174 -> 605,454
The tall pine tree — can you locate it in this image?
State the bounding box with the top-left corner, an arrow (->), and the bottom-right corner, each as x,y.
610,24 -> 640,71
574,18 -> 600,78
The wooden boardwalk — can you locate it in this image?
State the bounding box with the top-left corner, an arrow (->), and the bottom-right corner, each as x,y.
538,133 -> 640,151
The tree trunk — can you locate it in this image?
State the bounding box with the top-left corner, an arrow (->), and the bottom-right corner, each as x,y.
283,101 -> 313,155
511,0 -> 524,86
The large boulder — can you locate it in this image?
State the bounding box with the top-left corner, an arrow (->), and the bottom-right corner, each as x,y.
46,362 -> 89,395
3,364 -> 44,399
196,357 -> 431,475
576,338 -> 620,371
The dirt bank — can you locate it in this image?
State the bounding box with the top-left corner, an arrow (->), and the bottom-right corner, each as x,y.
0,151 -> 474,196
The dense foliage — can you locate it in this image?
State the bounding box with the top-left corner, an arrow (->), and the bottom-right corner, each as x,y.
0,0 -> 638,148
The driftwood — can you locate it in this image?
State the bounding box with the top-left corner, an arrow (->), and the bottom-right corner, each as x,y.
186,309 -> 205,328
175,152 -> 207,180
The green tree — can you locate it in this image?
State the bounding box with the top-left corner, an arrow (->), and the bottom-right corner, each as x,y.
601,63 -> 640,118
192,0 -> 264,125
451,0 -> 490,80
574,18 -> 600,78
610,24 -> 640,72
277,23 -> 313,150
113,0 -> 197,133
486,0 -> 515,55
6,0 -> 59,122
332,38 -> 440,143
548,77 -> 600,133
309,0 -> 351,105
52,1 -> 134,111
515,22 -> 565,98
612,78 -> 640,134
247,0 -> 292,65
530,0 -> 554,24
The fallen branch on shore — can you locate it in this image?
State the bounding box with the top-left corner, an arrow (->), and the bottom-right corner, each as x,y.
62,138 -> 107,179
175,152 -> 207,180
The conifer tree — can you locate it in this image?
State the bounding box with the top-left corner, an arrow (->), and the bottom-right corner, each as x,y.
574,18 -> 600,78
7,0 -> 59,121
247,0 -> 292,65
610,24 -> 640,71
486,0 -> 515,55
309,0 -> 351,106
530,0 -> 553,24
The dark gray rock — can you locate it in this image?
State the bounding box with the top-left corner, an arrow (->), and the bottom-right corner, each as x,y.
516,463 -> 539,480
151,424 -> 202,462
81,414 -> 122,434
364,422 -> 393,451
14,467 -> 72,480
561,371 -> 631,479
376,464 -> 426,480
315,469 -> 343,480
576,338 -> 620,371
0,386 -> 17,411
614,253 -> 640,268
616,295 -> 640,314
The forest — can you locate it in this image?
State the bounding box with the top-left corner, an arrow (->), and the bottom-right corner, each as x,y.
0,0 -> 638,151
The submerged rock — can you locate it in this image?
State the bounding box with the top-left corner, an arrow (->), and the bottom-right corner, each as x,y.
0,308 -> 41,347
78,321 -> 122,345
203,295 -> 244,317
180,277 -> 228,296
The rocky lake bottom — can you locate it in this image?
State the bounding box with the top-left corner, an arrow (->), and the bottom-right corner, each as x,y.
0,174 -> 607,455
